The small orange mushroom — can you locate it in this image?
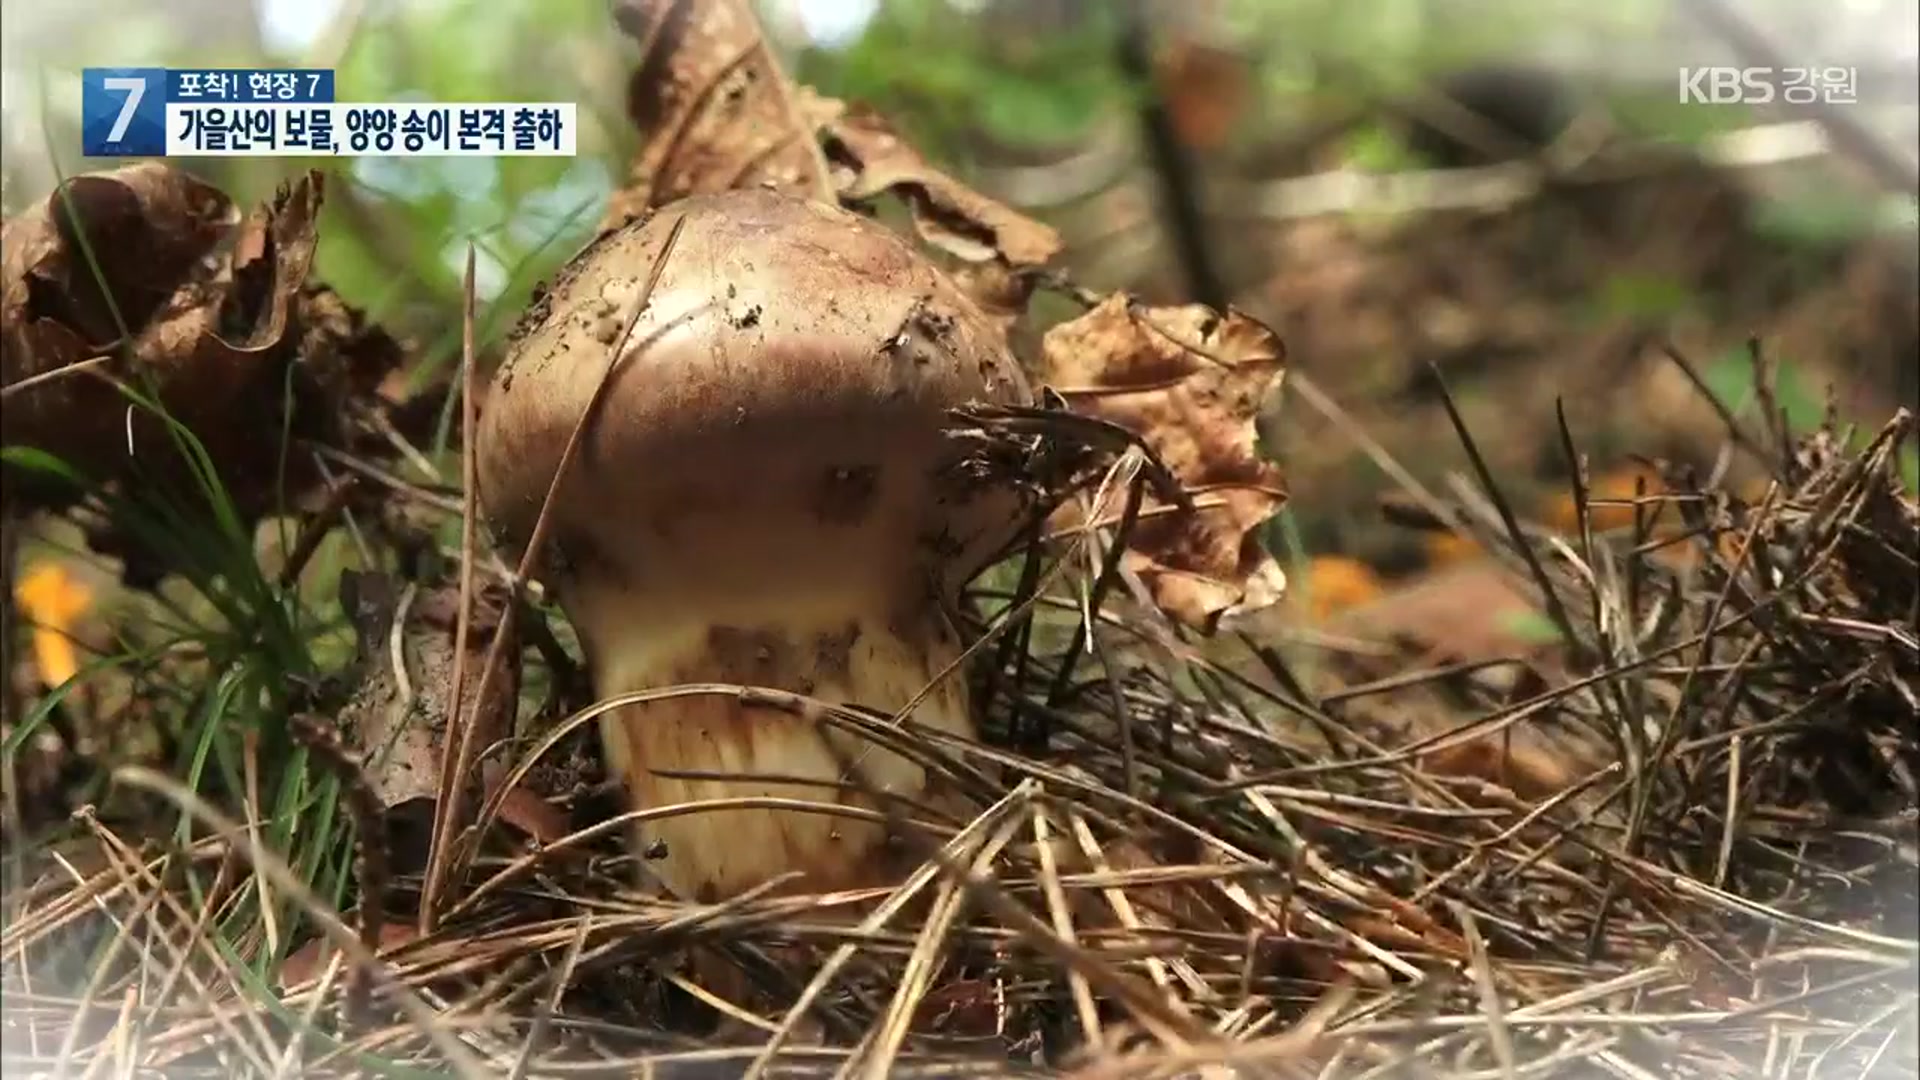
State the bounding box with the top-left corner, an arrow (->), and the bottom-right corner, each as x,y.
1297,555 -> 1385,620
13,560 -> 93,690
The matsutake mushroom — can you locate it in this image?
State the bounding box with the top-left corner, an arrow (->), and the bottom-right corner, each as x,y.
477,189 -> 1032,902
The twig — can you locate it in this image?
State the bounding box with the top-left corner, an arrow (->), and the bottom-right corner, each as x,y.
419,243 -> 485,932
274,475 -> 359,589
505,912 -> 590,1080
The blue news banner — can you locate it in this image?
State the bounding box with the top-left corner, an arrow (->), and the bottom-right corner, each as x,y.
82,68 -> 575,157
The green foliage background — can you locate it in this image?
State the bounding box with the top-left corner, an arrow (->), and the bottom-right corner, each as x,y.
3,0 -> 1814,369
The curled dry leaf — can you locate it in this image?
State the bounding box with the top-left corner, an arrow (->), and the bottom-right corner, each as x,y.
605,0 -> 1059,284
822,105 -> 1063,269
0,163 -> 234,348
1042,295 -> 1289,631
335,571 -> 527,872
0,163 -> 406,521
604,0 -> 834,228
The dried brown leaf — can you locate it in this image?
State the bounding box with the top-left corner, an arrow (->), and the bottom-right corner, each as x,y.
497,785 -> 571,846
603,0 -> 1058,279
113,172 -> 320,418
1,162 -> 234,349
0,165 -> 407,524
1419,731 -> 1579,803
335,571 -> 521,874
1324,560 -> 1546,665
1042,295 -> 1289,631
278,920 -> 419,991
605,0 -> 834,227
822,105 -> 1063,269
2,166 -> 232,497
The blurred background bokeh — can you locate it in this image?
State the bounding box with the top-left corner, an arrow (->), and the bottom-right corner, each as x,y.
4,0 -> 1916,579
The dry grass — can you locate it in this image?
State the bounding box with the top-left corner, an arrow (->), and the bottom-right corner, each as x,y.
3,336 -> 1915,1077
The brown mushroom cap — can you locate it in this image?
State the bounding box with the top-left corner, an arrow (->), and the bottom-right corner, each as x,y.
478,189 -> 1032,612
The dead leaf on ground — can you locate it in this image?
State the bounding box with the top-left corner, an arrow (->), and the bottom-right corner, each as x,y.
1418,730 -> 1580,804
604,0 -> 836,228
822,105 -> 1063,269
1324,560 -> 1547,666
334,571 -> 536,872
1042,295 -> 1289,631
1,164 -> 407,526
0,163 -> 234,349
278,920 -> 421,991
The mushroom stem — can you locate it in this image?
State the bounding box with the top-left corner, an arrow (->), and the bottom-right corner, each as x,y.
583,585 -> 972,902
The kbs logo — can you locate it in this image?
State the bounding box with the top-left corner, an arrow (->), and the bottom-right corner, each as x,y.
1679,67 -> 1859,105
1679,67 -> 1775,104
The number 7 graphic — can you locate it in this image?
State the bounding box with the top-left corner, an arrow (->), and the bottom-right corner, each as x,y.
82,68 -> 165,156
102,77 -> 147,143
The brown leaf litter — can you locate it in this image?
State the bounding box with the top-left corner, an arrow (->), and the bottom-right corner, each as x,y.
333,570 -> 555,870
1042,294 -> 1290,630
603,0 -> 837,226
604,0 -> 1061,280
0,162 -> 407,523
821,104 -> 1064,269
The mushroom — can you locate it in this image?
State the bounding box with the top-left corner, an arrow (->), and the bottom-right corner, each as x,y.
477,189 -> 1032,902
